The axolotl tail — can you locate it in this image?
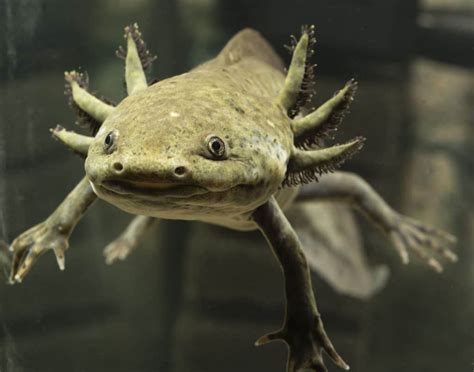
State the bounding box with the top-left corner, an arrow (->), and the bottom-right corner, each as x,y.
216,28 -> 285,71
193,29 -> 287,100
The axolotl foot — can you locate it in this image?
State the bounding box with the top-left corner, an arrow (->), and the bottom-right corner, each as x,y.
103,215 -> 156,265
253,198 -> 350,372
388,214 -> 457,272
7,178 -> 96,283
256,312 -> 349,372
103,238 -> 134,265
8,220 -> 69,283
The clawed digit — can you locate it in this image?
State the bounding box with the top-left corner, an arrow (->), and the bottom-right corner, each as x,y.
254,329 -> 285,346
389,215 -> 457,272
103,238 -> 134,265
103,216 -> 155,265
8,222 -> 69,284
256,316 -> 349,372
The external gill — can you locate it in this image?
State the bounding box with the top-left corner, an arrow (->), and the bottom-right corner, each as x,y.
283,137 -> 365,187
65,23 -> 157,136
50,126 -> 93,157
279,27 -> 363,188
277,25 -> 316,118
116,23 -> 157,95
8,24 -> 158,283
64,70 -> 115,135
292,79 -> 358,149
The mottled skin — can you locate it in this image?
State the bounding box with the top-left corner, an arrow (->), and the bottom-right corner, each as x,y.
6,24 -> 457,372
87,49 -> 293,229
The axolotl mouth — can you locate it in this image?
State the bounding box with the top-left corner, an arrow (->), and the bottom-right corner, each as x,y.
93,179 -> 209,199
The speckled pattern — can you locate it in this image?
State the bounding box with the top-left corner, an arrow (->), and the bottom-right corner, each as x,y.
86,30 -> 295,229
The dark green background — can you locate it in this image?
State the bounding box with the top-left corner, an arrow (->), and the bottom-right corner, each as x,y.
0,0 -> 472,371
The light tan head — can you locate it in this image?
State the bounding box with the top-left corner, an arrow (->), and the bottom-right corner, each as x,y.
85,72 -> 291,219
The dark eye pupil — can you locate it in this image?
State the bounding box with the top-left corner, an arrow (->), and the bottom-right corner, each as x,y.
104,131 -> 119,154
211,140 -> 221,152
207,136 -> 226,159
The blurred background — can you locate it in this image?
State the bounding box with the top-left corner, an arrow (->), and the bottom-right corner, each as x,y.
0,0 -> 473,371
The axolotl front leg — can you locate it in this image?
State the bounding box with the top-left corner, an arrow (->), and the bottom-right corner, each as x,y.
253,197 -> 349,372
8,24 -> 158,282
252,25 -> 457,371
103,215 -> 157,265
8,178 -> 156,281
9,177 -> 96,282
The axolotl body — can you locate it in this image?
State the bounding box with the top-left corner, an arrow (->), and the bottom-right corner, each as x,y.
88,39 -> 295,229
7,24 -> 457,372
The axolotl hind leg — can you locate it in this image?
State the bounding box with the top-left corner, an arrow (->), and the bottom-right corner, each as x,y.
297,172 -> 457,272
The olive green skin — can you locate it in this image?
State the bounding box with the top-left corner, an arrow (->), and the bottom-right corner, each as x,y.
85,31 -> 298,230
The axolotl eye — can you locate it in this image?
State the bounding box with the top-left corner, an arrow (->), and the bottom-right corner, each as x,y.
104,130 -> 119,154
206,135 -> 227,159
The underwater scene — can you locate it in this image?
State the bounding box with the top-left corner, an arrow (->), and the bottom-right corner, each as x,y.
0,0 -> 473,371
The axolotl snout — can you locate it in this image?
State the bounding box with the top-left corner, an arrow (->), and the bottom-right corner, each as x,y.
86,62 -> 293,229
6,24 -> 458,372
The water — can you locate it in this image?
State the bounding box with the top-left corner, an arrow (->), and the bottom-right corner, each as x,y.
0,0 -> 472,371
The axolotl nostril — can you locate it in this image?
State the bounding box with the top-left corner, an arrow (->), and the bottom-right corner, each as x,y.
7,23 -> 458,372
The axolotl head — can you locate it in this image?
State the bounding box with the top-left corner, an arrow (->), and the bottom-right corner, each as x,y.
85,75 -> 292,221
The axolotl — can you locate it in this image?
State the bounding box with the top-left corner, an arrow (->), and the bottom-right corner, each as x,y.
7,24 -> 457,372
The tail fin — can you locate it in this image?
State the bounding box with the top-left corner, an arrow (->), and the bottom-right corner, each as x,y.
0,241 -> 11,283
286,203 -> 389,300
215,28 -> 285,71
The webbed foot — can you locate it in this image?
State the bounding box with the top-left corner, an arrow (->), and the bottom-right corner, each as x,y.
9,220 -> 68,283
103,215 -> 155,265
256,313 -> 349,372
103,237 -> 134,265
388,214 -> 457,272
